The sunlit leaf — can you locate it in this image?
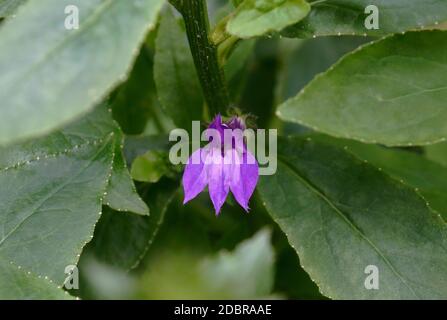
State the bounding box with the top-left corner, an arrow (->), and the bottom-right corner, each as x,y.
284,0 -> 447,38
0,0 -> 164,144
227,0 -> 310,38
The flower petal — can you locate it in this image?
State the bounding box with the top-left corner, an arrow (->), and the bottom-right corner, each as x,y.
206,147 -> 230,214
206,114 -> 226,141
228,149 -> 259,211
182,148 -> 208,204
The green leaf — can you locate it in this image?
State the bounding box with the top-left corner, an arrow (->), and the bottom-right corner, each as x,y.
312,134 -> 447,221
231,0 -> 244,8
276,36 -> 368,103
142,227 -> 276,299
278,31 -> 447,146
274,235 -> 326,299
227,0 -> 310,38
87,179 -> 178,270
283,0 -> 447,38
111,43 -> 156,135
0,0 -> 26,17
258,136 -> 447,299
426,142 -> 447,167
154,8 -> 203,130
0,107 -> 146,285
123,135 -> 172,165
199,228 -> 275,298
104,142 -> 149,216
224,38 -> 256,80
0,259 -> 73,299
0,0 -> 164,145
239,39 -> 279,128
345,144 -> 447,221
131,150 -> 176,183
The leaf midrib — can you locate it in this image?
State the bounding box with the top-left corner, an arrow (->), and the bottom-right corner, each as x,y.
278,155 -> 420,298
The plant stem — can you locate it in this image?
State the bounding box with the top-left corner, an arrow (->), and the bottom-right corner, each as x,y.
169,0 -> 230,116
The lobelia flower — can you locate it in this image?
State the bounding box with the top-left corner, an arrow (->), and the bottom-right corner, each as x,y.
182,115 -> 259,214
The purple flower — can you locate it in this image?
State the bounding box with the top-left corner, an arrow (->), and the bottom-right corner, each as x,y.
182,115 -> 259,214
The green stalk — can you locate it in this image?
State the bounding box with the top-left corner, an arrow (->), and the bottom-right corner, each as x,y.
169,0 -> 231,116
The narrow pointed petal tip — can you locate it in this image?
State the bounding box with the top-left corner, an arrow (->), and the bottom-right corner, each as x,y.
208,114 -> 224,132
207,148 -> 229,215
182,148 -> 208,205
228,149 -> 259,212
